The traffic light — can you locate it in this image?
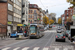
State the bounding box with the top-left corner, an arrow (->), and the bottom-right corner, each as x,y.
38,18 -> 39,20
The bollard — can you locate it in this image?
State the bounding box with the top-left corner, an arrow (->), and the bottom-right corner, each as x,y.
19,35 -> 22,38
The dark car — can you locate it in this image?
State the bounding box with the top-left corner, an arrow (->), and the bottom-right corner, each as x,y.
55,33 -> 66,42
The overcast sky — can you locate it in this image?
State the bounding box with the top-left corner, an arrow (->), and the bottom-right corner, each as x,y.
29,0 -> 72,18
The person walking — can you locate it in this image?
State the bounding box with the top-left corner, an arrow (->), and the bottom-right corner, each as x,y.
24,30 -> 27,37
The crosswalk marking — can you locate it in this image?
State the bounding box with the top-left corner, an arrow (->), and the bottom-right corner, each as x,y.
1,46 -> 74,50
22,47 -> 29,50
42,47 -> 49,50
33,47 -> 40,50
13,47 -> 20,50
63,48 -> 68,50
55,48 -> 59,50
2,47 -> 10,50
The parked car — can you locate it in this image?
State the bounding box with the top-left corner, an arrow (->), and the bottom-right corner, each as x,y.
55,33 -> 66,42
68,33 -> 71,40
10,31 -> 18,38
57,28 -> 62,33
66,30 -> 70,37
44,27 -> 47,30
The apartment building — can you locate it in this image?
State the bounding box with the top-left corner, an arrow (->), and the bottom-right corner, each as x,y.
29,4 -> 41,24
0,0 -> 7,36
22,0 -> 29,25
7,0 -> 13,35
0,0 -> 22,36
64,8 -> 73,21
13,0 -> 22,30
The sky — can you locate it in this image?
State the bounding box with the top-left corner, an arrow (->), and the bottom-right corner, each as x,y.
28,0 -> 73,18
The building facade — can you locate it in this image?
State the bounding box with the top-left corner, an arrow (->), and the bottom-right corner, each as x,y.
7,0 -> 14,35
0,0 -> 8,36
64,8 -> 73,21
0,0 -> 22,35
13,0 -> 22,31
29,4 -> 41,24
22,0 -> 29,25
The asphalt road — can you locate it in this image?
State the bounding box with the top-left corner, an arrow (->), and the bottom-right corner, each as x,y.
0,25 -> 75,50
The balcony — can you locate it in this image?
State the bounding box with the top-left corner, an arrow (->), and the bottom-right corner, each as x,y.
22,2 -> 25,7
22,10 -> 25,15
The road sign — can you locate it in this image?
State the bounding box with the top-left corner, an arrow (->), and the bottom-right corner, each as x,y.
72,15 -> 75,19
17,24 -> 23,26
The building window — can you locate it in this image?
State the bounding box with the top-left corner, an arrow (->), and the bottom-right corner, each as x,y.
29,10 -> 30,13
8,14 -> 13,21
34,10 -> 36,13
10,0 -> 13,2
31,15 -> 32,18
31,10 -> 32,13
14,0 -> 21,7
67,10 -> 68,12
26,16 -> 27,21
14,8 -> 21,15
8,3 -> 13,11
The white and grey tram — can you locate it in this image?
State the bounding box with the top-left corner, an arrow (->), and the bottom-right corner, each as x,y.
29,24 -> 44,39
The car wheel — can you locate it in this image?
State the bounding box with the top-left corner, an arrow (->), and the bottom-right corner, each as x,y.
55,39 -> 57,42
63,39 -> 65,42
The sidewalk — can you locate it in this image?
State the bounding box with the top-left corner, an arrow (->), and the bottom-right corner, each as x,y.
0,37 -> 28,47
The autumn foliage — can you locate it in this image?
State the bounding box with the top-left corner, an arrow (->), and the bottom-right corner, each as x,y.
58,18 -> 62,24
43,15 -> 49,25
49,19 -> 54,25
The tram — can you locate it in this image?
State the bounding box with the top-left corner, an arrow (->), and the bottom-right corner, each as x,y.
29,24 -> 44,39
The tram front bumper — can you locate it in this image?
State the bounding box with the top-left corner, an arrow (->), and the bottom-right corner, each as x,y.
29,35 -> 37,38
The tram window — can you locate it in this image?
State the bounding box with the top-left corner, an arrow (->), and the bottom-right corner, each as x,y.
17,26 -> 23,33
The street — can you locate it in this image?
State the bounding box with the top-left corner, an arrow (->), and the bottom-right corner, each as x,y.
0,25 -> 75,50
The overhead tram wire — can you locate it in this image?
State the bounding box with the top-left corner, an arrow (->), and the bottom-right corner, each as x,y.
39,0 -> 47,10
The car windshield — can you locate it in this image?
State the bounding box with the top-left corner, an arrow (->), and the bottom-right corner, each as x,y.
12,31 -> 16,34
66,30 -> 70,34
58,29 -> 61,30
57,34 -> 63,37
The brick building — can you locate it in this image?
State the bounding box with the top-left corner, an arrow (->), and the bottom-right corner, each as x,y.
29,4 -> 41,24
0,0 -> 8,36
64,7 -> 73,21
0,0 -> 22,36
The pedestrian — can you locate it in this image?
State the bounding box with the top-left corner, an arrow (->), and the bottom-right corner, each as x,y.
24,30 -> 27,37
9,33 -> 10,37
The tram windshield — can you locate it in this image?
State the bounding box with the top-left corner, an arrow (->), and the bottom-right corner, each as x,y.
30,26 -> 37,33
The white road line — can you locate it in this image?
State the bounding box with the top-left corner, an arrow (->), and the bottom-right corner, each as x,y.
22,47 -> 29,50
33,47 -> 40,50
2,47 -> 10,50
13,47 -> 20,50
42,47 -> 49,50
63,48 -> 68,50
55,48 -> 59,50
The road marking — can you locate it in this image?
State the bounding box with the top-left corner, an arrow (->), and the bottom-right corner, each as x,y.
55,48 -> 59,50
2,47 -> 10,50
13,47 -> 20,50
42,47 -> 49,50
33,47 -> 40,50
22,47 -> 29,50
63,48 -> 68,50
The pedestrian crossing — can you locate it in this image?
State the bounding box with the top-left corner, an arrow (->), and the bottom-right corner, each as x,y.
44,30 -> 56,33
0,46 -> 74,50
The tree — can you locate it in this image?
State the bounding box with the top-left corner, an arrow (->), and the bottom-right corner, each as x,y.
67,0 -> 75,6
52,17 -> 56,23
58,18 -> 62,24
49,19 -> 54,25
67,17 -> 72,22
43,15 -> 49,25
